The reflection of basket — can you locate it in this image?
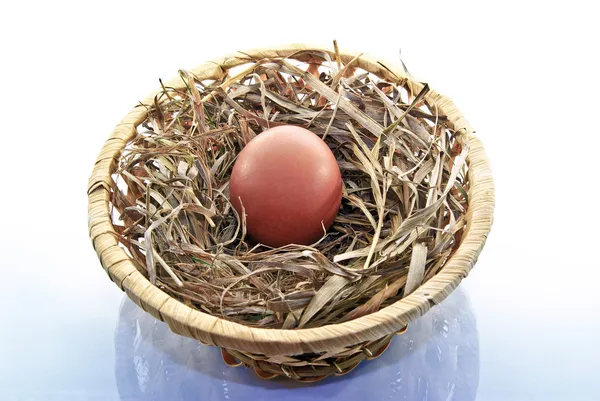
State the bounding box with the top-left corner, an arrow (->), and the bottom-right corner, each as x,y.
115,288 -> 479,399
88,44 -> 494,382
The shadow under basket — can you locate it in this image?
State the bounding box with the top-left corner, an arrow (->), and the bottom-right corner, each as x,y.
88,44 -> 494,382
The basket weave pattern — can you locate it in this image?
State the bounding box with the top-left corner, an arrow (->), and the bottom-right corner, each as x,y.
88,44 -> 494,381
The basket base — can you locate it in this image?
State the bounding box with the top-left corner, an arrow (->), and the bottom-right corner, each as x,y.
220,325 -> 408,382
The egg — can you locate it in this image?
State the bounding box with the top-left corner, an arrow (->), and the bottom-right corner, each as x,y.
229,125 -> 342,247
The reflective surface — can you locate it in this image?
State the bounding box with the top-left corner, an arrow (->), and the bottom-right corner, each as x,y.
114,288 -> 478,401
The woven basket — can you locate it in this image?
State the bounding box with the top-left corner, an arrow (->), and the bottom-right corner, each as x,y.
88,43 -> 494,382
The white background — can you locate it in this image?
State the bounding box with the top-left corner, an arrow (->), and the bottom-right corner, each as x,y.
1,1 -> 599,400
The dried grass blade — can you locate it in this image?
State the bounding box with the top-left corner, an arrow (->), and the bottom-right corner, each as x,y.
280,60 -> 384,138
154,250 -> 184,287
342,273 -> 408,322
404,242 -> 428,295
383,83 -> 429,136
298,275 -> 349,328
144,204 -> 183,284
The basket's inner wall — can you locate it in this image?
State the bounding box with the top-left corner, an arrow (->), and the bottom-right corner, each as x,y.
108,51 -> 470,330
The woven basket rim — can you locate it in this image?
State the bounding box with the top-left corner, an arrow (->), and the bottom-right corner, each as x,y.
88,43 -> 495,356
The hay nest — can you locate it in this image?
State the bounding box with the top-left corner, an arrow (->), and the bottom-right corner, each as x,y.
109,44 -> 469,330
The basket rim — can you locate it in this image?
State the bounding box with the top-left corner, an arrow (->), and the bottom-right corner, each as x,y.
88,43 -> 495,356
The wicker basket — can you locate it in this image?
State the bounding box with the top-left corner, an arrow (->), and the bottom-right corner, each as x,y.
88,43 -> 494,382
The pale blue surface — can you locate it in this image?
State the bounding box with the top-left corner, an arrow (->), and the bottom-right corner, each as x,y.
114,288 -> 478,401
2,244 -> 599,401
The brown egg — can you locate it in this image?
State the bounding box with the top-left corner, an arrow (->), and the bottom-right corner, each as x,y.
229,125 -> 342,247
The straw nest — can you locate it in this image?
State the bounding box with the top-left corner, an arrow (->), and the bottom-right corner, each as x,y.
107,43 -> 471,332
